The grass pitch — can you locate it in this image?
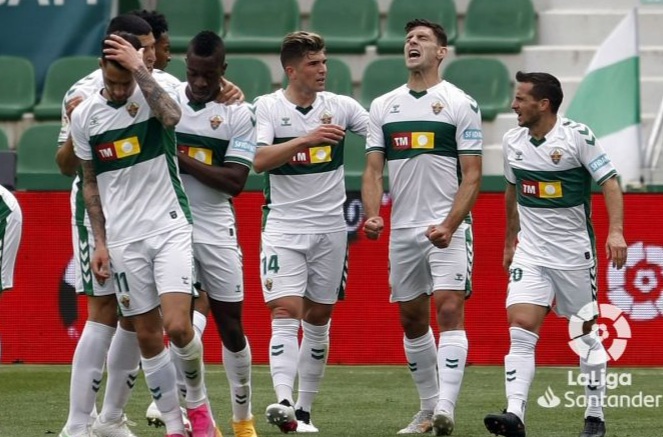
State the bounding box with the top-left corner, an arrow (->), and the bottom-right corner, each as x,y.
0,365 -> 660,436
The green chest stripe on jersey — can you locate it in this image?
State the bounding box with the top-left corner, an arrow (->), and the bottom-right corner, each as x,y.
175,131 -> 230,174
89,118 -> 174,175
269,136 -> 344,175
514,166 -> 591,208
382,120 -> 457,161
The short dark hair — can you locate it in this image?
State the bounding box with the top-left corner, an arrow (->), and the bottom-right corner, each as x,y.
188,30 -> 225,60
106,14 -> 152,36
405,19 -> 447,47
280,31 -> 325,69
515,71 -> 564,114
130,9 -> 168,41
102,31 -> 142,70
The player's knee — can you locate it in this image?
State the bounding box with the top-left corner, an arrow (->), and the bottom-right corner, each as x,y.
164,318 -> 192,344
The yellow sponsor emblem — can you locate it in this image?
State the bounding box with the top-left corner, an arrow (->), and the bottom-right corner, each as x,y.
188,147 -> 213,165
411,132 -> 434,149
538,181 -> 562,198
114,136 -> 140,158
310,145 -> 332,163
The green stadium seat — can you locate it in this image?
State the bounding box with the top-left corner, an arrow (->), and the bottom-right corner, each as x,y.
156,0 -> 224,52
118,0 -> 141,14
282,58 -> 353,96
377,0 -> 457,54
443,58 -> 512,121
0,56 -> 35,121
34,56 -> 99,121
225,57 -> 273,102
454,0 -> 536,54
309,0 -> 379,53
359,58 -> 408,109
16,123 -> 72,191
224,0 -> 299,53
167,57 -> 187,81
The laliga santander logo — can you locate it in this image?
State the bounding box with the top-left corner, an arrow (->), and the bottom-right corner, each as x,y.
607,242 -> 663,321
568,302 -> 631,365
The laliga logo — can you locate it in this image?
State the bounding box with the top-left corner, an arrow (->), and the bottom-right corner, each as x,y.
607,242 -> 663,321
567,303 -> 631,365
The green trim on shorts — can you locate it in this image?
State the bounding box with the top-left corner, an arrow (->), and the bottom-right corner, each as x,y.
77,225 -> 95,295
464,226 -> 474,298
0,216 -> 6,290
337,242 -> 350,301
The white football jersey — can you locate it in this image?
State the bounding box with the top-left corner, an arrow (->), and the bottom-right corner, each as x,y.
255,90 -> 368,233
176,83 -> 257,245
366,81 -> 483,229
59,68 -> 181,227
71,85 -> 191,247
503,116 -> 618,269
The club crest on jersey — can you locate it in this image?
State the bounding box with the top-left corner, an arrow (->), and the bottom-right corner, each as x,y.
320,111 -> 333,125
126,102 -> 139,118
431,101 -> 444,115
550,148 -> 563,164
120,294 -> 130,308
209,115 -> 223,130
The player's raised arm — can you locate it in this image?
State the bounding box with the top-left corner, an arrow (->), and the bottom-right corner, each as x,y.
103,33 -> 181,127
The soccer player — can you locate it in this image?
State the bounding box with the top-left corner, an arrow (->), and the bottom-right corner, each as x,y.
129,9 -> 171,71
361,19 -> 482,436
55,13 -> 242,436
483,72 -> 627,437
254,31 -> 368,433
55,15 -> 162,437
71,31 -> 216,437
175,30 -> 258,437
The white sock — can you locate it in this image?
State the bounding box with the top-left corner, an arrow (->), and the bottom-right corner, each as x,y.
223,341 -> 253,421
295,320 -> 330,413
193,310 -> 207,338
579,331 -> 607,420
99,326 -> 140,423
505,327 -> 538,423
269,318 -> 300,404
65,321 -> 114,435
171,345 -> 187,401
404,328 -> 439,412
436,330 -> 468,415
143,348 -> 184,435
170,334 -> 207,408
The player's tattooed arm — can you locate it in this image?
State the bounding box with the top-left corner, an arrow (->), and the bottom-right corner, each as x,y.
81,160 -> 106,246
133,67 -> 181,128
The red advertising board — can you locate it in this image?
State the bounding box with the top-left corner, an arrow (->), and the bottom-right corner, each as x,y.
2,191 -> 662,366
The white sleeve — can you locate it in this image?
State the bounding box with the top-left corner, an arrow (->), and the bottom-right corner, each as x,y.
255,96 -> 275,147
343,96 -> 369,137
502,134 -> 516,184
71,107 -> 92,161
455,92 -> 483,156
365,99 -> 385,154
576,124 -> 618,185
226,103 -> 257,167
